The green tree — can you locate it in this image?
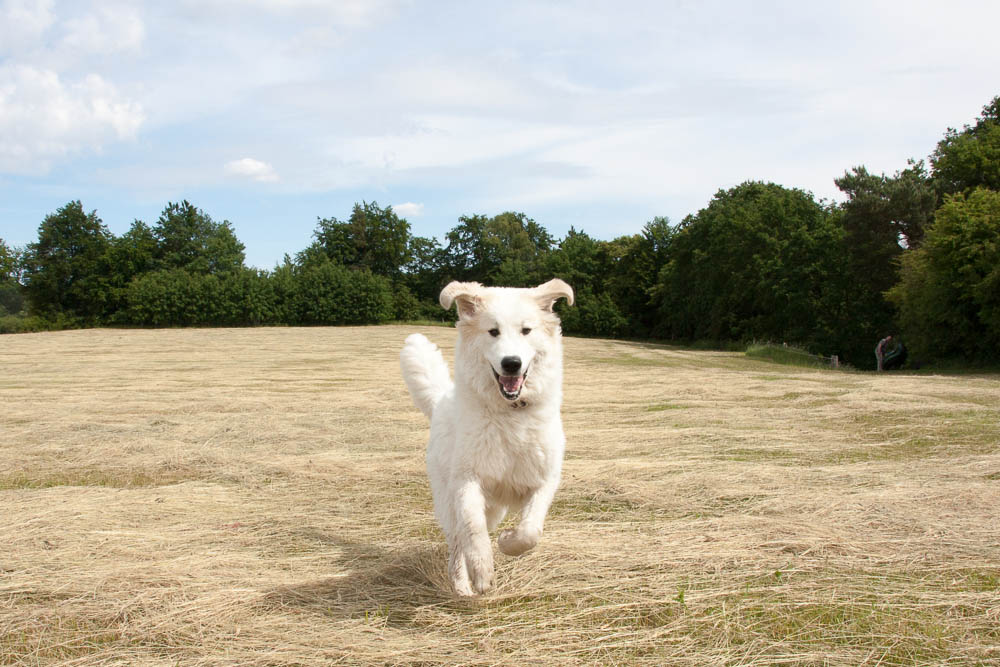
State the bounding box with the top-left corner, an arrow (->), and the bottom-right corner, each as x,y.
931,96 -> 1000,197
543,228 -> 629,337
0,238 -> 25,315
152,201 -> 245,275
651,182 -> 844,352
22,201 -> 113,320
888,188 -> 1000,362
104,220 -> 158,319
609,217 -> 675,335
835,163 -> 935,250
396,236 -> 452,320
831,163 -> 937,362
441,214 -> 491,281
268,256 -> 299,325
442,211 -> 553,286
544,228 -> 603,295
0,238 -> 16,281
304,201 -> 412,278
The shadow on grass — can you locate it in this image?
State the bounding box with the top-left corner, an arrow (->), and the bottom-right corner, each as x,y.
260,537 -> 458,627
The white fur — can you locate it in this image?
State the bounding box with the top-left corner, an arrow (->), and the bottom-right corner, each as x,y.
400,279 -> 574,596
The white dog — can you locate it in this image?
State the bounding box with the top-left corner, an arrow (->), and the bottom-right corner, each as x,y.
400,279 -> 574,596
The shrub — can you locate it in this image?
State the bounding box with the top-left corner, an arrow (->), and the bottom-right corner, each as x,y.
390,284 -> 424,321
122,269 -> 278,327
290,261 -> 393,325
558,288 -> 629,338
0,313 -> 80,334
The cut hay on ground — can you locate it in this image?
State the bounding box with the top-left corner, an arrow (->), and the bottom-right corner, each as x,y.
2,326 -> 999,665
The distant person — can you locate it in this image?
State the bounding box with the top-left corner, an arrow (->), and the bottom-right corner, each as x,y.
875,334 -> 893,372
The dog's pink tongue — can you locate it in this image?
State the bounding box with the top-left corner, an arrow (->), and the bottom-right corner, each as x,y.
499,375 -> 524,394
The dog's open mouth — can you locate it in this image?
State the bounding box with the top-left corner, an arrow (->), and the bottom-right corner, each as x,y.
492,368 -> 527,400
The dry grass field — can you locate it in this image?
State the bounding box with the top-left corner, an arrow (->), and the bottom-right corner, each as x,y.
2,325 -> 999,665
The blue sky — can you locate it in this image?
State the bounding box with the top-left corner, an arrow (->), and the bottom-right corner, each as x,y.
2,0 -> 999,269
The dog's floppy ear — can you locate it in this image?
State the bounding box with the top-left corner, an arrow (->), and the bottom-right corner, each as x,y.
440,281 -> 484,320
533,278 -> 574,312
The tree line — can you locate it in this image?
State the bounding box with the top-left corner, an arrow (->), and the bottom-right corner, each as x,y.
3,96 -> 999,369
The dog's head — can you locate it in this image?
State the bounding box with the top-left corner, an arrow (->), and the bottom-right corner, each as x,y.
440,279 -> 574,404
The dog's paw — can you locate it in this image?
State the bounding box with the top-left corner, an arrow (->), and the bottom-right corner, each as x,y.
450,546 -> 494,596
465,549 -> 495,594
452,577 -> 476,597
498,527 -> 541,556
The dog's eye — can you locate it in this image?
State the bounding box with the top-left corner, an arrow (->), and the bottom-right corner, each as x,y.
521,327 -> 532,336
489,328 -> 500,337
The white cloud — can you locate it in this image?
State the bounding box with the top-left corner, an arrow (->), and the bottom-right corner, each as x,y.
61,6 -> 145,54
1,1 -> 145,60
0,0 -> 55,55
0,2 -> 147,174
183,0 -> 398,27
225,157 -> 279,182
393,202 -> 423,217
0,64 -> 144,174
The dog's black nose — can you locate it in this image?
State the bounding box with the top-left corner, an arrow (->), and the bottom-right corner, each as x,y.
500,356 -> 522,374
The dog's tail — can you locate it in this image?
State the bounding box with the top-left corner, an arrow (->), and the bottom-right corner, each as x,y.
400,333 -> 452,419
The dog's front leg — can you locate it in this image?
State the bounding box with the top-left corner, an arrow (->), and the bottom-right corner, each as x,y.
449,479 -> 494,596
498,474 -> 559,557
